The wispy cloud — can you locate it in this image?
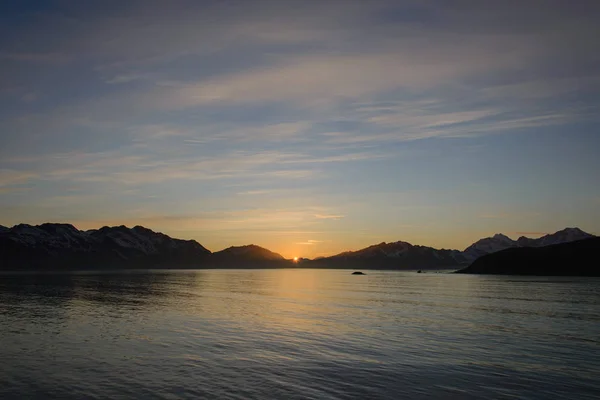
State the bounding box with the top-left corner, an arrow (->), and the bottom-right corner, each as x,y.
0,169 -> 38,187
236,190 -> 276,196
105,72 -> 154,84
2,143 -> 395,189
295,239 -> 324,245
158,47 -> 530,109
315,214 -> 344,220
2,0 -> 597,158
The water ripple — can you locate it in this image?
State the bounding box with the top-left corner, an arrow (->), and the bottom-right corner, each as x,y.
1,270 -> 599,399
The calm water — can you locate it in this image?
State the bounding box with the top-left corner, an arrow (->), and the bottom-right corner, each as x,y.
1,269 -> 599,399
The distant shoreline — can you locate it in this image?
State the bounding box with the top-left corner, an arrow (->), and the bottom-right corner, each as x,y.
1,223 -> 595,275
0,266 -> 462,273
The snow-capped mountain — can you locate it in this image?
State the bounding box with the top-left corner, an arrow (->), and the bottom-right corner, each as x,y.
0,223 -> 210,270
463,228 -> 594,262
311,227 -> 595,269
8,223 -> 96,252
89,225 -> 207,257
334,241 -> 413,258
534,227 -> 594,247
310,240 -> 467,269
457,237 -> 600,276
462,233 -> 517,262
1,222 -> 594,271
0,223 -> 295,270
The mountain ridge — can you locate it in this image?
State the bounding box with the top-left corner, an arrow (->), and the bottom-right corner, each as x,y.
456,237 -> 600,276
0,223 -> 211,270
0,223 -> 595,271
305,240 -> 467,270
210,244 -> 289,268
462,227 -> 594,261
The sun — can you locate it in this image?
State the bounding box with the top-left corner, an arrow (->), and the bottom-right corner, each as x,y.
293,257 -> 299,262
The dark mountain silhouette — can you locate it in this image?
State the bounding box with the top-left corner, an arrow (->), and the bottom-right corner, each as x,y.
0,223 -> 210,270
0,223 -> 595,272
456,237 -> 600,276
209,244 -> 290,268
462,228 -> 594,261
0,223 -> 295,270
305,241 -> 466,270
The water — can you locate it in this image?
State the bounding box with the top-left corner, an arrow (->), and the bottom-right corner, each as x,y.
1,269 -> 599,399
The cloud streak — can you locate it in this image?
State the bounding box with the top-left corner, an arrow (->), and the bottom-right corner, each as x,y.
315,214 -> 344,220
295,239 -> 325,245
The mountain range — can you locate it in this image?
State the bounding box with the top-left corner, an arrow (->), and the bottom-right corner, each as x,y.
306,241 -> 466,269
0,223 -> 595,271
0,223 -> 211,270
461,227 -> 594,261
456,237 -> 600,276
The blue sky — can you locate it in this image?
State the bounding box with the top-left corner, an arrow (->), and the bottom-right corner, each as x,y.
1,0 -> 599,257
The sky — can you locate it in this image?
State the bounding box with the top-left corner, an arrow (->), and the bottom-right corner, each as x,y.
1,0 -> 599,258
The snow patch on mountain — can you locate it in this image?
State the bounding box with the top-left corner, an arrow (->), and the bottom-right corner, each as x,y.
463,234 -> 517,261
334,241 -> 413,259
1,223 -> 211,269
463,227 -> 595,262
6,223 -> 94,250
322,240 -> 467,268
536,227 -> 594,247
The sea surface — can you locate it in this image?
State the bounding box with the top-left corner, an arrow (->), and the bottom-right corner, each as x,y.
1,269 -> 599,399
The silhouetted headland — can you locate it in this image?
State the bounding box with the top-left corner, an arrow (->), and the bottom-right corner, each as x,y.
461,227 -> 593,262
456,237 -> 600,276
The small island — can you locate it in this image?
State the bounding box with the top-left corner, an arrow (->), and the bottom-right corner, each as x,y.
352,271 -> 366,275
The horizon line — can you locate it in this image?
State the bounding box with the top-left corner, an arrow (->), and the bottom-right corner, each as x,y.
1,221 -> 594,259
